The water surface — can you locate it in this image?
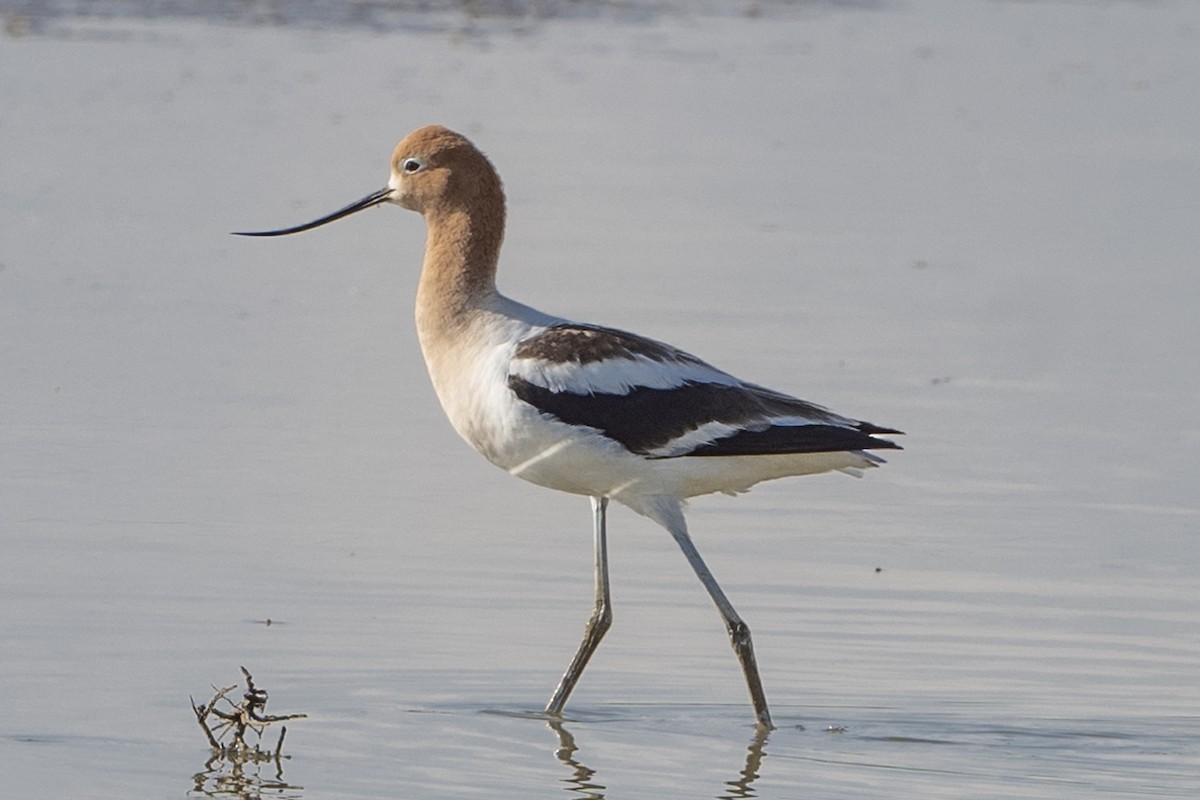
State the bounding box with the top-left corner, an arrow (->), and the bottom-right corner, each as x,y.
1,1 -> 1197,797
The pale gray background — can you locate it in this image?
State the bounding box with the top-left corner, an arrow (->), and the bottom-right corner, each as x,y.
1,1 -> 1197,797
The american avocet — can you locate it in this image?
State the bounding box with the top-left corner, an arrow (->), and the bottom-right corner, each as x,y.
237,125 -> 901,730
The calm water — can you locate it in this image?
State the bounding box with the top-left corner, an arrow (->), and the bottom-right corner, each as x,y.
1,1 -> 1197,797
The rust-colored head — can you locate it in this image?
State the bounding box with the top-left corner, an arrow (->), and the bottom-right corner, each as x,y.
387,125 -> 504,217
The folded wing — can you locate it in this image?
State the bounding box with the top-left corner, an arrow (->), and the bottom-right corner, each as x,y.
507,324 -> 901,459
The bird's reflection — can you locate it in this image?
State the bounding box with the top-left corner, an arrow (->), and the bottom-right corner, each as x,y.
549,718 -> 606,799
720,727 -> 766,800
547,716 -> 768,800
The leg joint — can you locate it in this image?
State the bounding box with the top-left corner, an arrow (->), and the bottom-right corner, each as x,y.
727,618 -> 753,648
588,600 -> 613,634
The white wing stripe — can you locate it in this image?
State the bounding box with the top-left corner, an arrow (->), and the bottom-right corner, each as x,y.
511,353 -> 739,395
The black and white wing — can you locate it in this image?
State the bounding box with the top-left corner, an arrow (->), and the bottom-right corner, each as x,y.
506,324 -> 902,459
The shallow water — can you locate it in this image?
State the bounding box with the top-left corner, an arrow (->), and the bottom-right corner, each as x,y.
2,1 -> 1198,797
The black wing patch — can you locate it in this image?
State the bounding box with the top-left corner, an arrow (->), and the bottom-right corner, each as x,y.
683,422 -> 902,457
507,376 -> 902,458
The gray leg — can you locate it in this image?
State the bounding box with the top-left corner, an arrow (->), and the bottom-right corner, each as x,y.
545,496 -> 612,716
666,519 -> 774,730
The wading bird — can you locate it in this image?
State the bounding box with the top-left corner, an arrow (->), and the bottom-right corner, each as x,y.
237,126 -> 901,729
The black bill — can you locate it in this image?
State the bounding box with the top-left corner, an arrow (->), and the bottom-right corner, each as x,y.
233,186 -> 394,237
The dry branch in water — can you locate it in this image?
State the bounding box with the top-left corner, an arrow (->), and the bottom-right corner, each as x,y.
191,666 -> 306,761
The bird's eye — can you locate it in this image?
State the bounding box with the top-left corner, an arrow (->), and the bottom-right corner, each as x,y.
401,158 -> 424,173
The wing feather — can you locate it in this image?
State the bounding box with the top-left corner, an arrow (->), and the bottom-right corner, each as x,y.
507,323 -> 902,458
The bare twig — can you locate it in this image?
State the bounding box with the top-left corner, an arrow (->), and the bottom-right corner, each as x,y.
274,725 -> 288,761
191,667 -> 305,761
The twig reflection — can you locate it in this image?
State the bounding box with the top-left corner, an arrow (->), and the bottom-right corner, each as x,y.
547,717 -> 769,800
191,747 -> 304,799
